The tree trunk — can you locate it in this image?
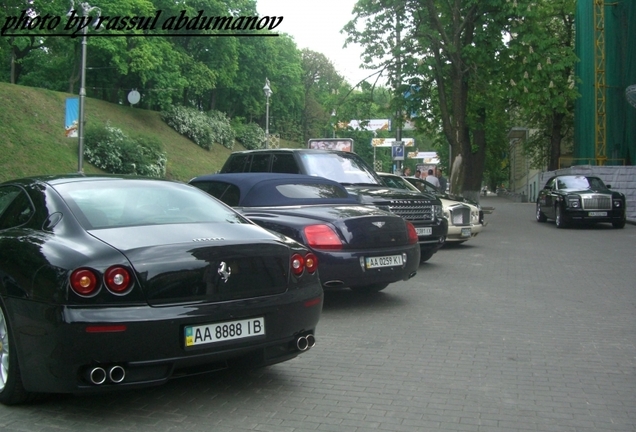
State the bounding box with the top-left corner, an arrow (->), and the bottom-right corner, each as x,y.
548,111 -> 565,171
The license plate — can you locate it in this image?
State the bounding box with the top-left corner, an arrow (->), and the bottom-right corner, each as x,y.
185,317 -> 265,347
588,211 -> 607,217
415,227 -> 432,236
365,255 -> 403,269
461,228 -> 471,237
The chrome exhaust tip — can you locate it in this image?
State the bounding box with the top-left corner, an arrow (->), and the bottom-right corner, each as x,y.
109,365 -> 126,383
296,335 -> 309,351
305,333 -> 316,348
89,367 -> 107,385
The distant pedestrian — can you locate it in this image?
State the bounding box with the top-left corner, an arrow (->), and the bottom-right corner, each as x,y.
403,167 -> 412,177
436,168 -> 447,192
414,169 -> 422,179
425,169 -> 441,188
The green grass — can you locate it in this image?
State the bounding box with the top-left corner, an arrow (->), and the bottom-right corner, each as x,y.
0,82 -> 303,183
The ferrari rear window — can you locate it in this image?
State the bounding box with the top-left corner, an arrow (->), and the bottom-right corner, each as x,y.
54,179 -> 246,229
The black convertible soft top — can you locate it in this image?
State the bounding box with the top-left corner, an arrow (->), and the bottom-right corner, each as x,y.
190,173 -> 360,207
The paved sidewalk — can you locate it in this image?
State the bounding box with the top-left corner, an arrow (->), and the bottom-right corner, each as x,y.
0,197 -> 634,431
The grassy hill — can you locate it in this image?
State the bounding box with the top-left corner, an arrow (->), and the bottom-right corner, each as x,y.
0,82 -> 302,183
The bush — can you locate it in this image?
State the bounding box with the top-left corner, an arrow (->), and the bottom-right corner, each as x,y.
161,106 -> 235,150
235,122 -> 266,150
84,123 -> 167,177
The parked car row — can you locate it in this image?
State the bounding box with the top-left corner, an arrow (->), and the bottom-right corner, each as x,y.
0,147 -> 488,405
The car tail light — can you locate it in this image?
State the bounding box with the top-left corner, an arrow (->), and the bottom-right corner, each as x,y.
303,225 -> 343,250
304,253 -> 318,274
291,252 -> 319,276
406,222 -> 419,244
70,268 -> 99,296
104,266 -> 132,294
291,253 -> 305,276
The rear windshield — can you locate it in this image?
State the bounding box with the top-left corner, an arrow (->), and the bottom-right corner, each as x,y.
54,180 -> 246,229
298,152 -> 381,185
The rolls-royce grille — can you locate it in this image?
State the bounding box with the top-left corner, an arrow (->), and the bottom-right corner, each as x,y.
450,207 -> 471,226
582,195 -> 611,210
387,202 -> 434,222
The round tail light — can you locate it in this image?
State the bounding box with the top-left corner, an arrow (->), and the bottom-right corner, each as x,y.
104,266 -> 132,294
304,253 -> 318,274
291,253 -> 305,276
70,268 -> 99,296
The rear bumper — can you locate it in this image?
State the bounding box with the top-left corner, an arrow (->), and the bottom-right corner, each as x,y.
315,244 -> 420,290
7,281 -> 323,394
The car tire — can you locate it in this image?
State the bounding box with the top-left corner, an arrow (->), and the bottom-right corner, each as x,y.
350,283 -> 389,294
0,303 -> 33,405
612,217 -> 626,229
555,205 -> 568,229
419,251 -> 434,263
536,203 -> 547,222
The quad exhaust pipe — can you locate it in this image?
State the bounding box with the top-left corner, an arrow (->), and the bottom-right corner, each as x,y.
295,333 -> 316,351
87,365 -> 126,385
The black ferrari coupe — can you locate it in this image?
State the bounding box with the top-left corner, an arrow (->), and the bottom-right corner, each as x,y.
189,173 -> 421,294
0,175 -> 323,404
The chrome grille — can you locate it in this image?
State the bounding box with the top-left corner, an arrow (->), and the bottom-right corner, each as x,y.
582,195 -> 611,210
450,206 -> 471,226
387,202 -> 434,221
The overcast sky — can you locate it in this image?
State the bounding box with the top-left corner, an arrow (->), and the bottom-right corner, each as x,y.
256,0 -> 378,86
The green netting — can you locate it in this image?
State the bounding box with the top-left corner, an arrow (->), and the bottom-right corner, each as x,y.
574,0 -> 636,166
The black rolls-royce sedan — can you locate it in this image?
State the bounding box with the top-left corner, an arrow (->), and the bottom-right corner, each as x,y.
536,175 -> 627,228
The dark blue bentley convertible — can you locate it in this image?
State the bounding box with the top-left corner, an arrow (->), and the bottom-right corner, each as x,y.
189,173 -> 420,294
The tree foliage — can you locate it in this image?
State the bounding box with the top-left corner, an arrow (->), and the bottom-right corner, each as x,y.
345,0 -> 578,196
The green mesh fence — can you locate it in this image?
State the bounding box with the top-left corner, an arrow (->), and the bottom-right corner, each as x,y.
574,0 -> 636,166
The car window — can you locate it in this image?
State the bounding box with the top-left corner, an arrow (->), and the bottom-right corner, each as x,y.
249,153 -> 271,172
271,153 -> 300,173
274,183 -> 350,199
223,154 -> 250,173
54,180 -> 246,228
0,185 -> 35,230
381,176 -> 404,189
191,181 -> 241,207
298,152 -> 380,184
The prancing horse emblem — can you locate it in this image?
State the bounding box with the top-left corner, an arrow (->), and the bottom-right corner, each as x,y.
372,221 -> 385,228
218,261 -> 231,283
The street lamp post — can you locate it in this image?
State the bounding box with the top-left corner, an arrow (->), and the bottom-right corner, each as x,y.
69,1 -> 100,173
263,78 -> 272,149
331,109 -> 336,138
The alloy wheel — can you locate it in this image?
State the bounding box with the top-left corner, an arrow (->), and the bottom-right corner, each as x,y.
0,308 -> 9,392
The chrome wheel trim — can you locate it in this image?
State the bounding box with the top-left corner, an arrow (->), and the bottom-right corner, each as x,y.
0,308 -> 8,391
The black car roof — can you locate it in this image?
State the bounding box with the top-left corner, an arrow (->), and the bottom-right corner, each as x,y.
190,173 -> 360,207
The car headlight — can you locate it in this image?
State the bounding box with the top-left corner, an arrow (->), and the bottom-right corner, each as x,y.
567,196 -> 580,208
435,205 -> 444,219
613,200 -> 622,208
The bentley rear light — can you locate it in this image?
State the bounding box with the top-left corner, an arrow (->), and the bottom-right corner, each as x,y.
291,253 -> 305,276
406,222 -> 418,244
70,268 -> 99,296
304,253 -> 318,273
303,225 -> 343,250
104,266 -> 132,294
